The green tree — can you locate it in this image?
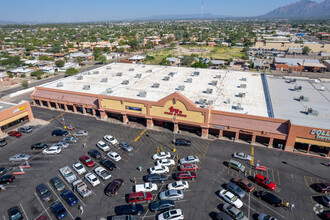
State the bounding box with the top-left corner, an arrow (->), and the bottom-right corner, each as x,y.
96,55 -> 107,64
65,68 -> 78,76
302,46 -> 311,55
161,58 -> 171,66
30,70 -> 45,77
21,80 -> 28,88
103,47 -> 110,53
67,43 -> 74,48
180,55 -> 194,66
7,72 -> 14,78
21,74 -> 26,78
191,60 -> 207,68
93,47 -> 102,60
55,60 -> 65,67
76,57 -> 83,65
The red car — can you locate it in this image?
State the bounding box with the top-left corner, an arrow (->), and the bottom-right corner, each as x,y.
314,183 -> 330,193
231,178 -> 254,192
79,155 -> 95,167
8,131 -> 22,138
175,171 -> 196,180
253,174 -> 276,191
128,192 -> 152,204
179,163 -> 199,171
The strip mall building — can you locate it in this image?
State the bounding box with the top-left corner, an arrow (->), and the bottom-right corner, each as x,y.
31,63 -> 330,156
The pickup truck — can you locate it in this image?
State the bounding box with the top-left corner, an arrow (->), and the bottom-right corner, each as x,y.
134,182 -> 158,192
72,180 -> 92,198
59,166 -> 77,183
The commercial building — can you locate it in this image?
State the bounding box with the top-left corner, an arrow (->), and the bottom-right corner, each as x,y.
273,58 -> 327,73
31,63 -> 330,156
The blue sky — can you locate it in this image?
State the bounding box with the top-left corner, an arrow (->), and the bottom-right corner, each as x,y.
0,0 -> 325,23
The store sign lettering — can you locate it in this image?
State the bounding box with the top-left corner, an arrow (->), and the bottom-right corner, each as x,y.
310,129 -> 330,141
13,106 -> 26,113
164,106 -> 187,117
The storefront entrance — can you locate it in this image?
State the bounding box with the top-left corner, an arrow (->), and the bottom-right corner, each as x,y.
153,120 -> 173,132
1,115 -> 29,132
127,115 -> 146,127
178,123 -> 201,136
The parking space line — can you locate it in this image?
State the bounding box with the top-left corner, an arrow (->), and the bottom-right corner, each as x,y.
19,204 -> 29,220
134,129 -> 146,142
57,175 -> 86,206
202,141 -> 210,158
72,174 -> 97,196
49,113 -> 65,122
276,170 -> 280,185
3,215 -> 6,220
34,192 -> 53,220
47,183 -> 74,219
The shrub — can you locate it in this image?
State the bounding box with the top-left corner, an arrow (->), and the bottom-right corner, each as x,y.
37,76 -> 41,80
21,80 -> 28,88
21,74 -> 26,78
7,72 -> 14,78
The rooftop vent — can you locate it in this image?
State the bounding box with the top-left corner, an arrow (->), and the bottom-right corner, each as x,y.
238,93 -> 246,98
307,107 -> 319,116
233,103 -> 244,110
83,85 -> 90,90
106,88 -> 113,94
294,85 -> 302,91
101,78 -> 108,83
206,88 -> 213,94
139,91 -> 147,97
224,99 -> 231,104
298,95 -> 309,101
186,78 -> 192,83
211,80 -> 218,86
106,66 -> 112,70
199,98 -> 207,104
122,80 -> 129,85
146,69 -> 152,73
215,75 -> 221,79
178,85 -> 185,91
76,76 -> 83,80
207,100 -> 214,105
116,72 -> 123,76
169,72 -> 177,77
142,65 -> 145,68
240,78 -> 247,81
193,71 -> 200,76
286,78 -> 296,83
93,71 -> 99,74
163,76 -> 170,81
57,82 -> 63,87
239,84 -> 247,88
129,68 -> 134,71
320,86 -> 325,91
152,83 -> 160,88
135,74 -> 142,78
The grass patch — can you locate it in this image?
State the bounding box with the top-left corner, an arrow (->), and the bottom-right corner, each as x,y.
144,47 -> 177,65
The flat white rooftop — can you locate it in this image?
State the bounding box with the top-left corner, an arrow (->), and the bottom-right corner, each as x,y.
41,63 -> 269,117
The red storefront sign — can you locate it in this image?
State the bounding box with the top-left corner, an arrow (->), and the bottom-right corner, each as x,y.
164,106 -> 187,117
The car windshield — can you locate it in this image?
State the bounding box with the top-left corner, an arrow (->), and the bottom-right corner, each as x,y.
76,164 -> 83,169
173,182 -> 177,187
11,213 -> 22,220
266,180 -> 271,185
86,159 -> 91,162
92,178 -> 97,181
236,211 -> 244,218
41,189 -> 49,195
163,212 -> 170,218
236,187 -> 242,193
110,137 -> 114,141
165,191 -> 170,196
54,180 -> 60,185
247,183 -> 252,187
231,196 -> 237,202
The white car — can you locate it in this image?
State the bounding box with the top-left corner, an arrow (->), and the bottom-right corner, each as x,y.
85,172 -> 100,187
94,166 -> 111,180
73,130 -> 89,137
103,135 -> 119,146
233,152 -> 252,161
156,159 -> 175,167
218,189 -> 243,208
152,152 -> 171,160
43,146 -> 61,155
107,152 -> 121,162
52,142 -> 69,149
167,181 -> 189,190
157,209 -> 184,220
179,156 -> 200,164
72,162 -> 86,175
97,141 -> 110,152
135,182 -> 158,192
149,165 -> 169,174
9,154 -> 30,162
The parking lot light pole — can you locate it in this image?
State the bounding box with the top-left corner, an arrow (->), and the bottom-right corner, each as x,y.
173,116 -> 176,144
57,99 -> 66,128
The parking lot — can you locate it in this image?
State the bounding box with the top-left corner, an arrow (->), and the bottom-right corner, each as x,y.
0,107 -> 329,220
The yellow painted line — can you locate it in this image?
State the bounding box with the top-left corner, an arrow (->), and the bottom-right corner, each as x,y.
276,170 -> 280,185
48,113 -> 65,122
251,146 -> 254,155
304,176 -> 310,188
202,141 -> 211,158
250,157 -> 254,166
250,146 -> 254,166
134,129 -> 146,142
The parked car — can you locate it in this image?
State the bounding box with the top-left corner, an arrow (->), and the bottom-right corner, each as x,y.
179,163 -> 199,171
0,167 -> 7,175
31,143 -> 48,150
222,203 -> 248,220
108,215 -> 140,220
79,155 -> 95,167
73,130 -> 89,137
104,135 -> 119,146
51,130 -> 69,137
97,141 -> 110,152
88,149 -> 102,160
258,213 -> 277,220
0,138 -> 8,147
36,183 -> 53,202
253,174 -> 276,191
172,139 -> 191,146
0,174 -> 15,184
61,190 -> 78,206
232,152 -> 252,161
105,179 -> 124,196
119,142 -> 133,152
8,131 -> 22,138
226,182 -> 245,199
100,159 -> 116,171
152,152 -> 171,160
72,162 -> 87,175
94,166 -> 111,180
51,142 -> 69,149
159,190 -> 184,201
174,171 -> 196,180
149,200 -> 175,212
8,206 -> 23,220
128,192 -> 152,204
228,160 -> 245,172
179,156 -> 200,164
115,204 -> 144,216
167,181 -> 189,190
85,172 -> 100,187
257,191 -> 282,207
43,146 -> 61,155
157,209 -> 184,220
231,178 -> 254,192
314,183 -> 330,193
107,152 -> 121,162
18,126 -> 32,133
321,194 -> 330,207
135,182 -> 158,192
320,210 -> 330,220
50,176 -> 65,191
62,137 -> 77,143
215,211 -> 232,220
149,165 -> 169,174
50,201 -> 67,219
144,174 -> 167,183
218,190 -> 243,208
156,159 -> 175,167
9,154 -> 30,162
73,179 -> 92,198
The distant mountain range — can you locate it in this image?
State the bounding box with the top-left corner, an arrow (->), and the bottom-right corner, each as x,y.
260,0 -> 330,19
138,13 -> 231,21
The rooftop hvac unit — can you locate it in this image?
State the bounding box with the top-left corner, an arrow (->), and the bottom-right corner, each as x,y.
186,78 -> 192,83
233,103 -> 244,110
169,72 -> 177,77
294,85 -> 302,91
163,76 -> 170,81
76,76 -> 83,80
106,66 -> 112,70
240,84 -> 247,88
116,72 -> 123,77
199,98 -> 207,104
57,82 -> 63,87
298,95 -> 309,101
106,88 -> 113,94
135,74 -> 142,78
146,69 -> 152,73
122,80 -> 129,85
206,88 -> 213,94
207,100 -> 214,105
211,80 -> 218,86
152,83 -> 160,88
285,78 -> 296,83
216,75 -> 221,79
142,65 -> 145,68
307,108 -> 319,116
128,68 -> 134,71
193,71 -> 200,76
83,85 -> 90,90
139,91 -> 147,97
178,85 -> 185,91
224,99 -> 231,104
240,78 -> 247,81
238,93 -> 246,98
93,71 -> 99,74
320,86 -> 325,91
101,78 -> 108,83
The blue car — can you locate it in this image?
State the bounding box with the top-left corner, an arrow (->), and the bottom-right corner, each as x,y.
50,201 -> 67,219
61,190 -> 78,206
51,130 -> 69,137
115,204 -> 144,215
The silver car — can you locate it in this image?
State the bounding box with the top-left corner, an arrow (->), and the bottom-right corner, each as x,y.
52,142 -> 69,149
258,213 -> 277,220
62,137 -> 77,143
233,152 -> 252,161
119,142 -> 133,152
18,126 -> 32,133
9,154 -> 30,162
226,182 -> 245,199
73,130 -> 89,137
159,190 -> 184,201
223,204 -> 248,220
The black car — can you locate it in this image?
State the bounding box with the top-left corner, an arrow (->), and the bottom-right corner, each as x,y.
100,159 -> 116,171
149,200 -> 175,212
215,211 -> 232,220
0,139 -> 7,147
36,183 -> 53,202
258,191 -> 282,207
51,130 -> 69,137
107,216 -> 141,220
31,143 -> 48,150
0,167 -> 7,175
88,149 -> 102,160
105,179 -> 124,196
0,174 -> 15,184
115,204 -> 144,215
8,206 -> 23,220
144,174 -> 167,183
50,176 -> 65,192
172,139 -> 191,147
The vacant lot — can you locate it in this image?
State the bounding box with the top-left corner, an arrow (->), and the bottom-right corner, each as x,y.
179,45 -> 245,60
144,47 -> 178,65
